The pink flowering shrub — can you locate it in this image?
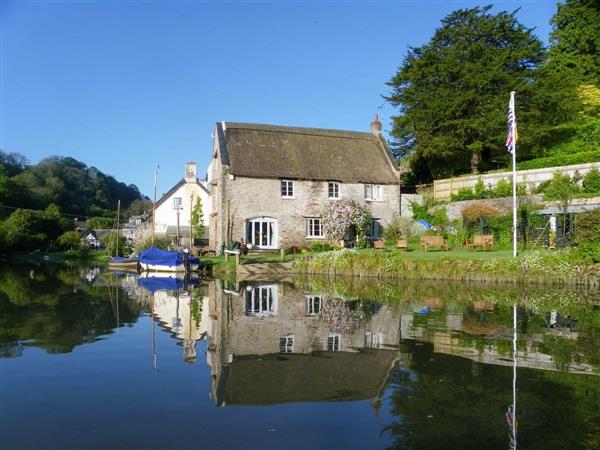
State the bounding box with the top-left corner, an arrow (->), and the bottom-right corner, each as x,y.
322,200 -> 372,242
320,297 -> 365,333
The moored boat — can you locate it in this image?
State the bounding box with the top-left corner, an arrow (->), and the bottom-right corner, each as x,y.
139,247 -> 198,272
108,256 -> 139,270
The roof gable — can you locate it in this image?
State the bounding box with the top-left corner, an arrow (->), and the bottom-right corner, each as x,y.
220,122 -> 399,184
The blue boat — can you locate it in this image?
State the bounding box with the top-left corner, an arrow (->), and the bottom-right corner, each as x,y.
139,247 -> 199,272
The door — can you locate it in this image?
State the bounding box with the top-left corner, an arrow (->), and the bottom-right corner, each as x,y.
246,217 -> 278,249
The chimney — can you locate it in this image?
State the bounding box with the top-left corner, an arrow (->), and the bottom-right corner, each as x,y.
370,114 -> 382,135
185,162 -> 198,182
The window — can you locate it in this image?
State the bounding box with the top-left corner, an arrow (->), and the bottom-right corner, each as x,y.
364,331 -> 383,348
368,219 -> 382,240
327,333 -> 341,351
328,181 -> 340,199
281,180 -> 294,198
306,218 -> 324,238
364,184 -> 383,201
306,296 -> 322,315
245,285 -> 278,317
246,217 -> 277,249
279,335 -> 294,353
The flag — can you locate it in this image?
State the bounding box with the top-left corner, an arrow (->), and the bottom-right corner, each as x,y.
506,92 -> 518,153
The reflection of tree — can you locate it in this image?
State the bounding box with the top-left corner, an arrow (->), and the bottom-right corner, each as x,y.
0,266 -> 144,356
383,341 -> 600,450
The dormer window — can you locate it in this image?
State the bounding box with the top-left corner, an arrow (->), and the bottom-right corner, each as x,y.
328,181 -> 340,199
281,180 -> 294,198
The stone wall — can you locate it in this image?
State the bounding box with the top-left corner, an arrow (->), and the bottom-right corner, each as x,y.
433,162 -> 600,201
220,176 -> 400,249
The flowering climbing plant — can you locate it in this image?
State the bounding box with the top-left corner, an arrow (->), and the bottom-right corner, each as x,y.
321,200 -> 372,242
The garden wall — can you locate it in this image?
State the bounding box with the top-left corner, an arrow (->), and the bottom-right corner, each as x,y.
433,162 -> 600,201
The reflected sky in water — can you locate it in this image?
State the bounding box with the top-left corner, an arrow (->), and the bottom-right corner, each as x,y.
1,265 -> 599,449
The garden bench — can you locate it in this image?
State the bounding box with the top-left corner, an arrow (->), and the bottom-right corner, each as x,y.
373,240 -> 386,250
420,235 -> 448,252
466,234 -> 494,252
396,240 -> 408,251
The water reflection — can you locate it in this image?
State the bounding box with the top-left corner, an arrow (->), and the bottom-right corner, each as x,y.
1,265 -> 599,449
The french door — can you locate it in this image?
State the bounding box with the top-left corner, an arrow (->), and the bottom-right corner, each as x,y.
246,217 -> 278,249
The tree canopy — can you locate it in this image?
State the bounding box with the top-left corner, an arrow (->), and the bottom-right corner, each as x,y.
0,151 -> 146,218
549,0 -> 600,85
386,5 -> 596,184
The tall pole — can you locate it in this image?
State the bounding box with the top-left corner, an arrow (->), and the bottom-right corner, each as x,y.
511,91 -> 518,258
116,199 -> 120,257
152,165 -> 159,245
189,194 -> 194,252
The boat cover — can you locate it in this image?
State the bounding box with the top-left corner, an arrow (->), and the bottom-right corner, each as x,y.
139,247 -> 184,267
189,256 -> 200,265
138,276 -> 199,293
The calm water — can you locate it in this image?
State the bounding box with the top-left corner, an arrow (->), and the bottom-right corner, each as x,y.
1,264 -> 599,450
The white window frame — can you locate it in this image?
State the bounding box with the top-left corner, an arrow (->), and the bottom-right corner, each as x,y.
327,333 -> 341,351
245,284 -> 278,317
364,184 -> 383,202
281,179 -> 294,198
306,217 -> 324,239
328,181 -> 340,199
364,331 -> 384,348
246,217 -> 278,249
305,295 -> 322,316
279,335 -> 294,353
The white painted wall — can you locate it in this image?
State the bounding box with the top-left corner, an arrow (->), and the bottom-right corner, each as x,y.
155,181 -> 211,237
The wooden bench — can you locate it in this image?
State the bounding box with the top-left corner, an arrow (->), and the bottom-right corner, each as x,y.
420,235 -> 448,252
373,240 -> 386,250
466,234 -> 494,252
396,239 -> 408,251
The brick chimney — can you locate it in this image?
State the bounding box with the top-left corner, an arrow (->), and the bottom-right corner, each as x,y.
370,114 -> 382,135
185,162 -> 197,182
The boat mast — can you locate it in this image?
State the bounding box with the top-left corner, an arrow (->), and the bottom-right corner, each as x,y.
116,199 -> 120,257
152,165 -> 159,245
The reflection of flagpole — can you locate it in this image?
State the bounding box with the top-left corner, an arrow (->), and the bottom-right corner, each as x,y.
151,292 -> 159,374
507,302 -> 518,449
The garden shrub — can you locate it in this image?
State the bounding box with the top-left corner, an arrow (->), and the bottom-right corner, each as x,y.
461,203 -> 500,223
582,169 -> 600,194
382,216 -> 414,240
574,209 -> 600,244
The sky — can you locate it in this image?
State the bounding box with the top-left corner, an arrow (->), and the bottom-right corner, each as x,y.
1,0 -> 558,198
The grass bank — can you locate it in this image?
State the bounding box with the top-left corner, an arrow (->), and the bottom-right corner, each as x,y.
293,248 -> 600,288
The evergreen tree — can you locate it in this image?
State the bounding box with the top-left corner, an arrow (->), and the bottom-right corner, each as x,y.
549,0 -> 600,85
386,6 -> 546,182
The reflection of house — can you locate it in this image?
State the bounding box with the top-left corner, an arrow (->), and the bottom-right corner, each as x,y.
155,162 -> 211,247
207,118 -> 401,252
152,290 -> 209,363
206,281 -> 403,406
401,310 -> 596,375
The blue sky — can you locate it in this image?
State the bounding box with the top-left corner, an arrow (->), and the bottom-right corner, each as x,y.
1,0 -> 557,197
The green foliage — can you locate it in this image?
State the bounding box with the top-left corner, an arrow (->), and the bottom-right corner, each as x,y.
582,169 -> 600,193
382,216 -> 414,240
57,231 -> 81,250
386,6 -> 546,181
517,149 -> 600,170
310,241 -> 332,253
125,198 -> 153,217
100,231 -> 128,257
0,205 -> 71,251
0,151 -> 145,217
574,209 -> 600,244
86,216 -> 114,229
549,0 -> 600,84
543,172 -> 579,202
134,234 -> 171,253
190,198 -> 206,239
451,177 -> 527,201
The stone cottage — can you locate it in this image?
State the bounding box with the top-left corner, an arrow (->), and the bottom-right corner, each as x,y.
207,117 -> 400,251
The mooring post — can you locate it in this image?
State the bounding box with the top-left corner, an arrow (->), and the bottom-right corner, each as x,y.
224,252 -> 229,262
280,248 -> 285,262
235,253 -> 240,266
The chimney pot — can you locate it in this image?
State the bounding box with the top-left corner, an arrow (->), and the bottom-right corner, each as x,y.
370,114 -> 382,135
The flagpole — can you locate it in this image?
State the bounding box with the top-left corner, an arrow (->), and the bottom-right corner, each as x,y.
511,91 -> 518,258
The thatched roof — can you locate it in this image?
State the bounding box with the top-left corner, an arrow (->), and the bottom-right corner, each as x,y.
217,122 -> 399,184
213,350 -> 398,406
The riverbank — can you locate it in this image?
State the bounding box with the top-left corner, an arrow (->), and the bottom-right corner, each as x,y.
207,248 -> 600,288
3,249 -> 108,265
